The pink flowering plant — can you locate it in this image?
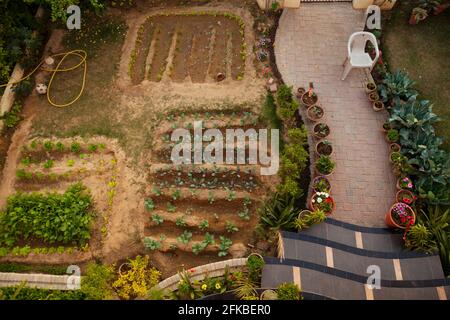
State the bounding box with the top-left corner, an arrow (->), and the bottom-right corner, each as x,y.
399,177 -> 414,190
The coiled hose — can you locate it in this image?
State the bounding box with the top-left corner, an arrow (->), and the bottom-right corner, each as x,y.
0,50 -> 87,108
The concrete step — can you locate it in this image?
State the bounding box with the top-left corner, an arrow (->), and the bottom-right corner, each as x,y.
281,234 -> 443,281
262,258 -> 450,300
296,218 -> 405,253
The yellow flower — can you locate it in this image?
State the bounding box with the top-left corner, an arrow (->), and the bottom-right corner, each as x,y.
215,283 -> 221,290
201,284 -> 208,291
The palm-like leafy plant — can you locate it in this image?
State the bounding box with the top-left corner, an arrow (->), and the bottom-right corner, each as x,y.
259,192 -> 298,231
419,205 -> 450,275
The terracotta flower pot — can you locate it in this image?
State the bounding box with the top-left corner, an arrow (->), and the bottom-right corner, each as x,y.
309,193 -> 335,216
301,91 -> 318,107
385,203 -> 416,229
313,122 -> 330,139
396,177 -> 414,191
298,209 -> 312,221
390,151 -> 401,164
315,164 -> 334,177
373,101 -> 384,112
296,87 -> 306,99
382,122 -> 391,133
396,189 -> 416,205
390,143 -> 401,153
365,82 -> 377,94
312,175 -> 331,193
368,91 -> 380,102
315,140 -> 333,156
307,105 -> 324,122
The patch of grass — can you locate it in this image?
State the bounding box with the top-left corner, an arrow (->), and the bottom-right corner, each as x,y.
0,263 -> 68,275
383,1 -> 450,150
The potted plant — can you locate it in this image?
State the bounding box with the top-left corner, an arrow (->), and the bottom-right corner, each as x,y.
307,105 -> 324,122
389,151 -> 402,164
389,143 -> 401,153
386,129 -> 399,143
373,100 -> 384,112
365,81 -> 377,94
296,208 -> 327,230
312,176 -> 331,193
382,121 -> 392,132
396,189 -> 416,205
385,202 -> 416,229
309,192 -> 335,215
409,7 -> 428,24
301,86 -> 318,107
368,91 -> 380,102
296,87 -> 306,99
260,289 -> 278,300
397,176 -> 414,191
391,154 -> 413,177
315,155 -> 335,176
313,122 -> 330,139
315,140 -> 333,156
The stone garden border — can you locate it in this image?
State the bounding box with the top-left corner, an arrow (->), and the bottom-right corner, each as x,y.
0,272 -> 71,291
155,258 -> 247,292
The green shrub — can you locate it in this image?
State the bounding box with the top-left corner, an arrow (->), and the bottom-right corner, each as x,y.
0,284 -> 85,300
81,263 -> 115,300
0,102 -> 22,129
277,282 -> 301,300
261,93 -> 282,130
405,223 -> 437,253
0,183 -> 94,247
419,205 -> 450,275
246,254 -> 265,283
0,263 -> 67,274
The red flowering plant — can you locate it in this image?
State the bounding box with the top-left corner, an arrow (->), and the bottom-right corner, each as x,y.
397,190 -> 417,205
391,202 -> 415,233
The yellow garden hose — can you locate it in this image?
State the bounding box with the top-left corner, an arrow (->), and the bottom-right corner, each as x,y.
0,50 -> 87,108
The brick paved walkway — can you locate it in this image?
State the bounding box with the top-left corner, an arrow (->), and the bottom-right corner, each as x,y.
275,4 -> 396,227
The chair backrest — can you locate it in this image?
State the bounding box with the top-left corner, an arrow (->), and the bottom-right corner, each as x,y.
348,31 -> 379,55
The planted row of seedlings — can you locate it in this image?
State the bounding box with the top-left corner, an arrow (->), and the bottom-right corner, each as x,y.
143,187 -> 257,257
129,11 -> 247,84
150,165 -> 260,192
16,140 -> 115,188
153,111 -> 266,164
297,86 -> 336,216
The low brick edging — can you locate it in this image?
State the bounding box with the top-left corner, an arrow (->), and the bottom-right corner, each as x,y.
155,258 -> 248,292
0,272 -> 71,291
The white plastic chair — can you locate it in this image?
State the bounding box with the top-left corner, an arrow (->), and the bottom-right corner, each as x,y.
341,31 -> 380,80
